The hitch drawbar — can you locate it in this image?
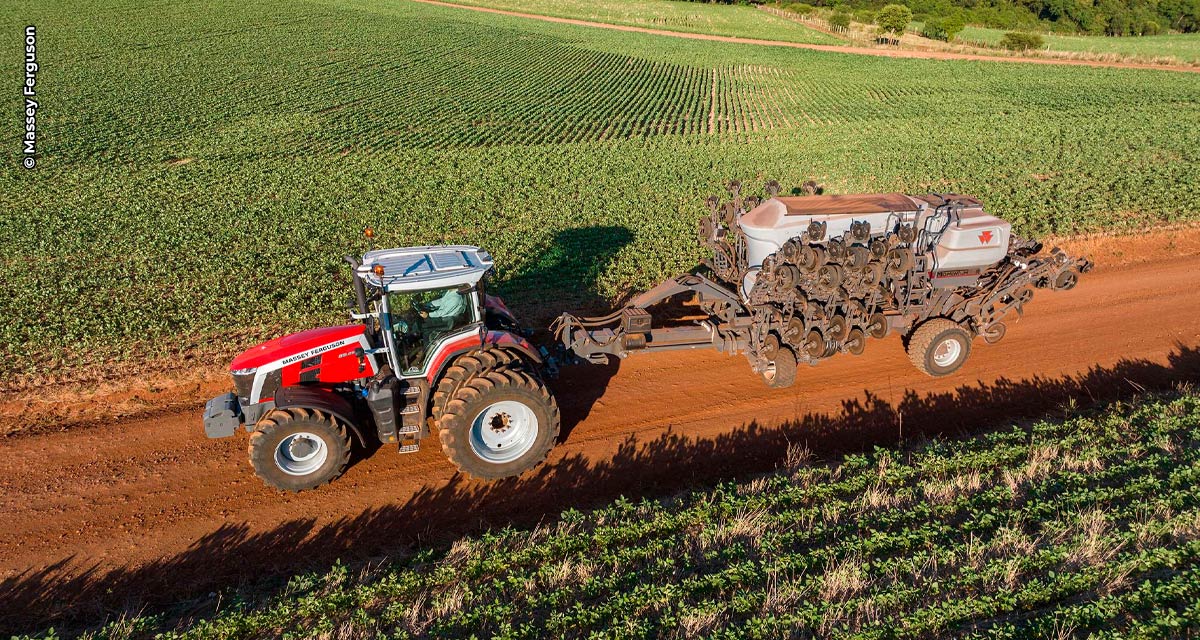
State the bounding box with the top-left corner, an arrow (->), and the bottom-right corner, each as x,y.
552,273 -> 748,363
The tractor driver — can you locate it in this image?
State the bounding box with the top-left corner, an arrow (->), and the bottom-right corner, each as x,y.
419,287 -> 467,333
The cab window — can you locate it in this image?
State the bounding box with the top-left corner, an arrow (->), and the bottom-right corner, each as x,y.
387,287 -> 476,374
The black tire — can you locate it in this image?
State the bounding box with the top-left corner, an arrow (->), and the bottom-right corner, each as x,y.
437,367 -> 560,480
762,346 -> 798,388
431,348 -> 521,416
1053,269 -> 1079,290
248,407 -> 351,492
906,318 -> 972,377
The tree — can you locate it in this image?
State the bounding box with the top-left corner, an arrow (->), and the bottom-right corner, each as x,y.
999,31 -> 1045,50
829,10 -> 852,30
922,14 -> 965,40
876,4 -> 914,36
1103,2 -> 1133,36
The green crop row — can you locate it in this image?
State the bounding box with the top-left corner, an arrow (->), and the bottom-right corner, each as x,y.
1,0 -> 1198,384
35,390 -> 1200,638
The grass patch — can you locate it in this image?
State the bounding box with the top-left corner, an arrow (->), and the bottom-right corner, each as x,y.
951,25 -> 1200,63
429,0 -> 843,45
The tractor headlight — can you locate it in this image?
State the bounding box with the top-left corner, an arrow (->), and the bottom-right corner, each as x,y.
231,367 -> 257,376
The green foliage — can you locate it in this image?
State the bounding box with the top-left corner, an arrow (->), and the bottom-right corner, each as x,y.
785,2 -> 815,14
852,7 -> 877,24
2,0 -> 1199,381
63,391 -> 1200,637
875,3 -> 913,35
800,0 -> 1200,34
1000,31 -> 1047,50
949,24 -> 1200,61
922,15 -> 966,41
828,10 -> 852,29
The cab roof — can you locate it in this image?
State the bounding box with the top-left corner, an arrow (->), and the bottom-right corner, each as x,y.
358,245 -> 494,292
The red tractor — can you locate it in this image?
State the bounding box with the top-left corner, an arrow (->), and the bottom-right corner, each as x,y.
203,245 -> 559,491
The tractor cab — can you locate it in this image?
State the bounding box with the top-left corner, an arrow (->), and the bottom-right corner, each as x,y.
204,243 -> 556,492
357,246 -> 496,378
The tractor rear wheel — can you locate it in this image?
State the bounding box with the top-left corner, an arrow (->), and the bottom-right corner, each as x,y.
906,318 -> 972,377
431,348 -> 521,416
248,407 -> 352,492
437,367 -> 560,480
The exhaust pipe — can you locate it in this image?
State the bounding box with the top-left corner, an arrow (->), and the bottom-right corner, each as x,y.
343,254 -> 370,317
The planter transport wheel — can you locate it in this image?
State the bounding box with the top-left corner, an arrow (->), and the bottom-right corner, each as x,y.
761,346 -> 798,389
906,318 -> 972,377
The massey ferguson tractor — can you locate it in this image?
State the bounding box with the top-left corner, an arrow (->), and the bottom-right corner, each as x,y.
204,181 -> 1090,491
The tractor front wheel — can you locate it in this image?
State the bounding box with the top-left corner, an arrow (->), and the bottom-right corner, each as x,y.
248,407 -> 352,492
437,368 -> 560,480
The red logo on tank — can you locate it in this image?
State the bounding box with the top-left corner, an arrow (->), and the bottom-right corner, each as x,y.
978,230 -> 994,244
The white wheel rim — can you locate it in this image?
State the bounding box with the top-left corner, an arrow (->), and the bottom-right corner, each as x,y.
274,431 -> 329,476
763,361 -> 777,383
469,400 -> 539,464
932,337 -> 963,368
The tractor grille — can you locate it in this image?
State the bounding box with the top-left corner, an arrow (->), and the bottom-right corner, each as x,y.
232,371 -> 255,404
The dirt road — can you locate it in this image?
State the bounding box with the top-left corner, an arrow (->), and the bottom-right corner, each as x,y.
412,0 -> 1199,73
4,233 -> 1200,631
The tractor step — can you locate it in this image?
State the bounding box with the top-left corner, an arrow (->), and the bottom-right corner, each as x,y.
398,440 -> 420,454
398,424 -> 420,435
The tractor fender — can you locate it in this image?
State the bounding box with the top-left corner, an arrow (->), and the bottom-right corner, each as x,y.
273,385 -> 368,446
425,330 -> 545,385
484,330 -> 543,364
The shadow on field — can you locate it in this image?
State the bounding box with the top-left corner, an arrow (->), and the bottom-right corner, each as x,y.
498,225 -> 634,324
5,345 -> 1200,636
497,225 -> 634,439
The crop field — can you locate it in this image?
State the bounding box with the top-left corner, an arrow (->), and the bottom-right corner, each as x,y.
48,390 -> 1200,638
2,0 -> 1200,386
432,0 -> 842,44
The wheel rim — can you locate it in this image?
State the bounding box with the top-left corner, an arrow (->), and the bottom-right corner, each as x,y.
932,337 -> 963,368
762,361 -> 777,383
274,432 -> 329,476
469,400 -> 539,464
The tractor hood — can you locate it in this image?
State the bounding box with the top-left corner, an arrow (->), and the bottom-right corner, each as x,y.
230,324 -> 367,371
